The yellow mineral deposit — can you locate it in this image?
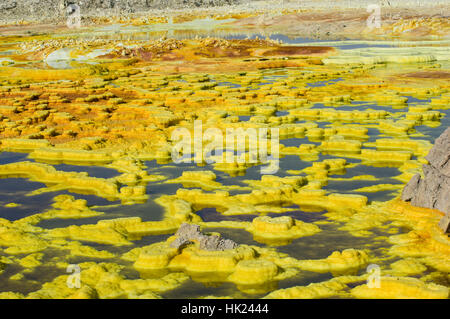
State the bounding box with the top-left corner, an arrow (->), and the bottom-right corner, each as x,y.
263,279 -> 349,299
4,203 -> 20,208
39,195 -> 104,219
296,249 -> 370,276
166,170 -> 247,191
0,3 -> 448,299
351,277 -> 449,299
247,215 -> 321,245
129,232 -> 374,295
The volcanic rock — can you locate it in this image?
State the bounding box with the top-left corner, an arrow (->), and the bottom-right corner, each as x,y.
401,127 -> 450,233
170,222 -> 239,250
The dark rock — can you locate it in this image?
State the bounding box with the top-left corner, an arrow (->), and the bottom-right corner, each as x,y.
198,234 -> 220,250
438,214 -> 450,233
425,127 -> 450,177
170,222 -> 238,250
411,164 -> 450,214
401,173 -> 421,201
401,127 -> 450,233
0,1 -> 17,10
217,238 -> 238,250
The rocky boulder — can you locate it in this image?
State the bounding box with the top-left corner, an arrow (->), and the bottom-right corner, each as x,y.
401,127 -> 450,233
170,222 -> 238,251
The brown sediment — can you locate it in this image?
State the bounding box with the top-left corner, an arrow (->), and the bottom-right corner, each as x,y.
262,46 -> 334,56
230,7 -> 450,40
401,71 -> 450,79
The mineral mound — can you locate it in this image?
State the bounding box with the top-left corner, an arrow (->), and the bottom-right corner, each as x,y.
401,127 -> 450,233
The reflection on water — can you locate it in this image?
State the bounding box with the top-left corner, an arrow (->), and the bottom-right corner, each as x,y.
0,152 -> 30,164
53,164 -> 120,179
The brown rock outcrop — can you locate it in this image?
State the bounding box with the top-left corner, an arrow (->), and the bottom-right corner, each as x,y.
401,127 -> 450,233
